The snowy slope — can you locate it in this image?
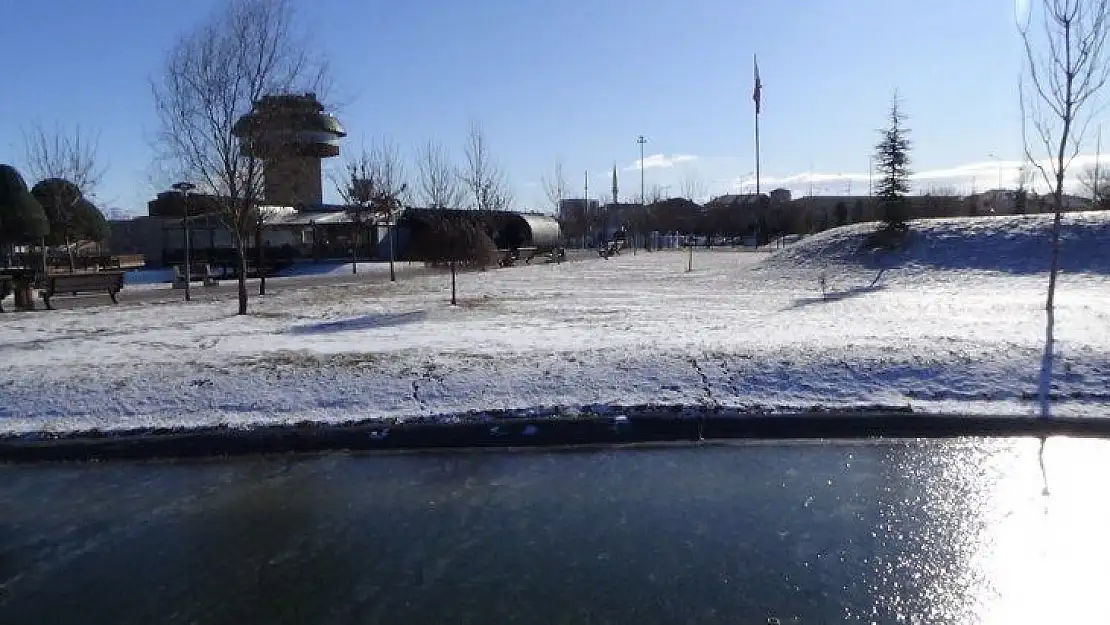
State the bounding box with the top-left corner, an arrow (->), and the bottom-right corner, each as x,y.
3,213 -> 1110,435
763,211 -> 1110,277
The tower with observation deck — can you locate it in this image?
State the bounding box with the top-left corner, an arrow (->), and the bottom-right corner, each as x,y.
231,92 -> 346,208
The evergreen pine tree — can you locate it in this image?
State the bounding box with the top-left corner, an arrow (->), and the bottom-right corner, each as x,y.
0,164 -> 49,246
874,95 -> 912,230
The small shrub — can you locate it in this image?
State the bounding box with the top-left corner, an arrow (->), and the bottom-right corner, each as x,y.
859,223 -> 910,252
409,216 -> 498,269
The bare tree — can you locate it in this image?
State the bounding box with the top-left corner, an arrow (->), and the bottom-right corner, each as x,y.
679,168 -> 708,203
1013,162 -> 1037,214
415,139 -> 468,301
460,121 -> 513,211
367,138 -> 408,204
541,159 -> 568,216
367,138 -> 407,281
21,123 -> 107,270
1019,0 -> 1110,416
333,149 -> 376,274
151,0 -> 329,315
415,140 -> 465,209
22,122 -> 105,197
1078,163 -> 1110,204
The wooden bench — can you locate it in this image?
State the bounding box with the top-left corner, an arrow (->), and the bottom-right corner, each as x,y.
40,271 -> 125,310
497,248 -> 538,268
0,274 -> 12,313
172,264 -> 219,288
525,247 -> 565,264
598,240 -> 624,259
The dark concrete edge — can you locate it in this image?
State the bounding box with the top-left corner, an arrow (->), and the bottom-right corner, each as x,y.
2,405 -> 1109,463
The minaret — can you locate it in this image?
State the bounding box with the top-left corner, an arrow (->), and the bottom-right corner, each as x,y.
611,163 -> 619,205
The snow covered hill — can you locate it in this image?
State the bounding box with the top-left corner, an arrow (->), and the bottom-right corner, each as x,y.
2,212 -> 1109,435
763,210 -> 1110,277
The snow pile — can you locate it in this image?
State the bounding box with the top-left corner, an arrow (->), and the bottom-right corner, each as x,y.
763,211 -> 1110,276
2,213 -> 1110,435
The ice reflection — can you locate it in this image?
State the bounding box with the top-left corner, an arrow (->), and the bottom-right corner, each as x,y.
2,438 -> 1110,624
974,438 -> 1110,623
859,437 -> 1110,623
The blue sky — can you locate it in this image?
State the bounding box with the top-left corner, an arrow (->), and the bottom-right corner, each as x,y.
0,0 -> 1083,216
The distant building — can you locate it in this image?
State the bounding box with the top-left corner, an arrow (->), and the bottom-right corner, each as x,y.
599,202 -> 643,239
558,198 -> 600,222
558,198 -> 602,244
965,190 -> 1091,216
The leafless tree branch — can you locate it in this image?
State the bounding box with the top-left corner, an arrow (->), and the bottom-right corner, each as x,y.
415,140 -> 465,209
1019,0 -> 1110,417
460,121 -> 512,211
679,168 -> 707,203
22,122 -> 105,197
367,137 -> 408,206
541,159 -> 568,215
150,0 -> 331,313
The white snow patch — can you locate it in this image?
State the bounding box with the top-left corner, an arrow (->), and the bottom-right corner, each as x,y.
3,213 -> 1110,434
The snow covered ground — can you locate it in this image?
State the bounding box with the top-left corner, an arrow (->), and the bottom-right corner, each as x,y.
3,212 -> 1110,434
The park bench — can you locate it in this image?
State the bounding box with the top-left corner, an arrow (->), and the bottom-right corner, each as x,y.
598,240 -> 624,259
525,247 -> 566,264
0,274 -> 12,313
498,247 -> 538,268
40,271 -> 125,310
172,264 -> 219,289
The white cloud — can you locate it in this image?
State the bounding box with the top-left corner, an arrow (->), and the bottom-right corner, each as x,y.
625,153 -> 698,171
723,153 -> 1109,197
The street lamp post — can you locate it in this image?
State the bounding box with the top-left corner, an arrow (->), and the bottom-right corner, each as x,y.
172,182 -> 196,302
637,135 -> 647,250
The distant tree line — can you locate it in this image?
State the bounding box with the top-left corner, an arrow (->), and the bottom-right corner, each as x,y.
555,184 -> 1073,247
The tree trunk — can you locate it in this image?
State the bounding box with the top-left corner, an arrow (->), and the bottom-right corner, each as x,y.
352,223 -> 358,275
256,222 -> 266,296
1038,201 -> 1064,418
388,215 -> 396,282
687,234 -> 694,272
236,240 -> 249,315
65,235 -> 75,273
450,259 -> 457,305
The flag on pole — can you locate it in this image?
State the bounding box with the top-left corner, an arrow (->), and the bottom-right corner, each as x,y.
753,55 -> 762,115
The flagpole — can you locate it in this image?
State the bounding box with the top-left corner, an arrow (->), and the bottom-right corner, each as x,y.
754,55 -> 761,198
753,54 -> 764,247
755,106 -> 761,197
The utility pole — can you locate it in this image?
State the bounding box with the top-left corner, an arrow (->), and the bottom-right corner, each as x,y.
637,135 -> 647,253
637,136 -> 647,206
584,170 -> 591,246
